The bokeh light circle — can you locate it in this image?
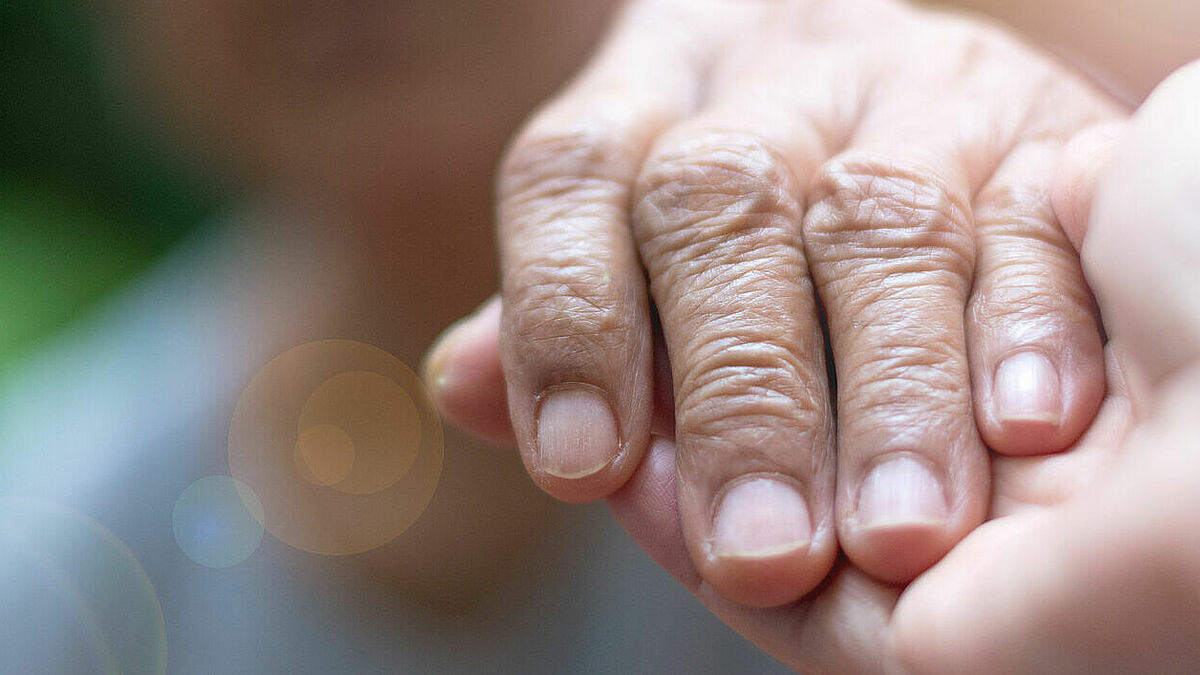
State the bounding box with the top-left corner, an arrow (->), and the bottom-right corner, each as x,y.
228,340 -> 443,556
0,498 -> 167,675
296,370 -> 421,494
172,476 -> 265,568
295,424 -> 356,486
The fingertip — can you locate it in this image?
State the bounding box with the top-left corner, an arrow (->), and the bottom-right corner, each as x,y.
850,527 -> 954,587
1051,122 -> 1124,253
842,455 -> 964,585
423,296 -> 502,382
423,296 -> 516,447
703,551 -> 824,608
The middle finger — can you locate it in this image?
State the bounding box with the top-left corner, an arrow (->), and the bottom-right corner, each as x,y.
631,37 -> 862,607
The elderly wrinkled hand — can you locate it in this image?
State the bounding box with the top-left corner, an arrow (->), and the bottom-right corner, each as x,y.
426,0 -> 1123,607
613,60 -> 1200,674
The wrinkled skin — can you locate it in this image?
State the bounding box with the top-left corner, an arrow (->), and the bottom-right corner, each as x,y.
443,0 -> 1124,607
426,62 -> 1200,672
604,62 -> 1200,674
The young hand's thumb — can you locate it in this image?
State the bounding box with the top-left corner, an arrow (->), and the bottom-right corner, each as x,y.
1079,60 -> 1200,390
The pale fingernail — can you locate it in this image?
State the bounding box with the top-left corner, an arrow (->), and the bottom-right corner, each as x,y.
712,478 -> 812,559
857,457 -> 948,530
423,331 -> 461,393
993,352 -> 1061,425
536,386 -> 619,479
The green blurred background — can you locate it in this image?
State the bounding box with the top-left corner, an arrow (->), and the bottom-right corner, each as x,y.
1,0 -> 215,375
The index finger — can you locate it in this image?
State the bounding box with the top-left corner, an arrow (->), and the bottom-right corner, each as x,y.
498,0 -> 769,502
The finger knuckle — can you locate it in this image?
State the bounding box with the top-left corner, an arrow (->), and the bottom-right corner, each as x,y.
973,277 -> 1062,321
804,151 -> 975,279
633,132 -> 802,268
974,156 -> 1075,252
976,182 -> 1058,240
505,262 -> 634,362
970,267 -> 1096,339
844,339 -> 966,418
498,119 -> 634,224
675,336 -> 826,451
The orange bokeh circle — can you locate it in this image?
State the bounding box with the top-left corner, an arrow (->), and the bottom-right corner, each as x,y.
228,340 -> 443,556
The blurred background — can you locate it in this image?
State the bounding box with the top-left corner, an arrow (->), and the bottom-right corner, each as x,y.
0,0 -> 211,379
0,1 -> 787,672
2,0 -> 1194,672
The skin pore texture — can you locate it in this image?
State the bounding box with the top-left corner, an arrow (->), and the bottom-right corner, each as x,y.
424,0 -> 1200,669
426,60 -> 1200,672
440,0 -> 1125,609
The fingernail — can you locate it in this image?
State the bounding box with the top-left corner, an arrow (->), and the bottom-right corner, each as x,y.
857,457 -> 948,530
712,478 -> 812,559
993,352 -> 1061,425
536,386 -> 619,479
423,332 -> 460,393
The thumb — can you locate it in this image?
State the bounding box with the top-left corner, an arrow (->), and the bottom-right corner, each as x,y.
1051,121 -> 1125,252
422,295 -> 517,447
1083,59 -> 1200,390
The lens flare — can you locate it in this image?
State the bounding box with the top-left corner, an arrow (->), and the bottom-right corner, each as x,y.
0,498 -> 167,675
295,424 -> 356,486
228,340 -> 443,556
295,370 -> 421,494
173,476 -> 266,568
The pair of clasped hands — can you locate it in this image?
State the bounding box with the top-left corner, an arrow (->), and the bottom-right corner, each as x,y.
426,0 -> 1200,671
